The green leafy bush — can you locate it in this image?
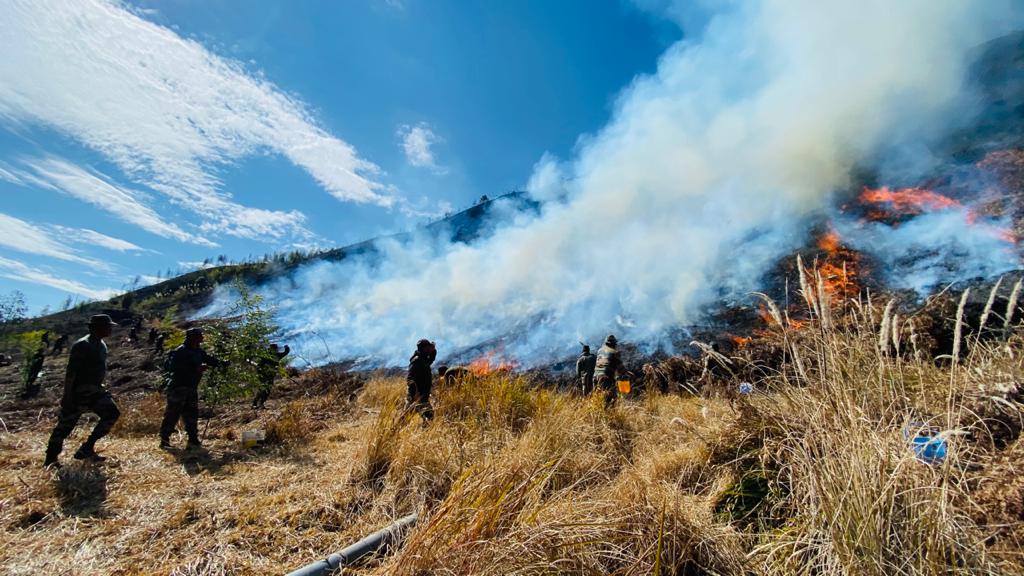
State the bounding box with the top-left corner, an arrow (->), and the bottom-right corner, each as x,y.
200,282 -> 283,405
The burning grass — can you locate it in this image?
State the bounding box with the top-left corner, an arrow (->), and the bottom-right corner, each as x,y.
2,296 -> 1024,574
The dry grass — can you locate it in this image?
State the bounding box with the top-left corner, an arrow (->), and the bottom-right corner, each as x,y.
1,296 -> 1023,575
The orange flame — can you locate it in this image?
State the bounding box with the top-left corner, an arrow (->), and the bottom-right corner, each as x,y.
859,186 -> 960,215
811,226 -> 860,299
859,185 -> 1017,245
817,228 -> 841,254
730,335 -> 752,348
467,351 -> 517,376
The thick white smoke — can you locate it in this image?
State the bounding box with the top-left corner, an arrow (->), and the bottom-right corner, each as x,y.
226,1 -> 1024,366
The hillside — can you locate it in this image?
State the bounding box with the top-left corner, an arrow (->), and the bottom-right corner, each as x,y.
2,293 -> 1023,575
9,191 -> 538,336
3,24 -> 1024,576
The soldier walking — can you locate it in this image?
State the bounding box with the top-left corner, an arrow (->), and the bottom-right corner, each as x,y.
51,333 -> 68,355
159,327 -> 227,450
406,339 -> 437,421
594,335 -> 626,408
252,343 -> 290,409
43,315 -> 121,467
576,344 -> 596,395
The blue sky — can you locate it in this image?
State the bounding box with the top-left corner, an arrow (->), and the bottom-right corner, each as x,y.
0,0 -> 678,313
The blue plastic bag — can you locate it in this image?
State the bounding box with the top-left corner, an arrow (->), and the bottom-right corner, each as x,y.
903,422 -> 947,464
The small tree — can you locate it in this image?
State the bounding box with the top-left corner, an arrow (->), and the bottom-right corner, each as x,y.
0,291 -> 27,324
201,282 -> 282,405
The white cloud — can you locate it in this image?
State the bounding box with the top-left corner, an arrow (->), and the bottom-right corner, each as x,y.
0,255 -> 115,300
0,212 -> 99,265
52,225 -> 146,252
398,122 -> 446,173
4,156 -> 209,246
0,0 -> 394,241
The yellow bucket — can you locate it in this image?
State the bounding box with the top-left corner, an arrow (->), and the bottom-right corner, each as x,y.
617,380 -> 631,394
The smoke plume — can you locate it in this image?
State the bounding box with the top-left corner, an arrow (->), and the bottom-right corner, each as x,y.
217,1 -> 1024,366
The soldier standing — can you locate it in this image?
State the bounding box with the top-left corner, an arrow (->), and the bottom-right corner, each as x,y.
159,327 -> 227,450
252,343 -> 290,409
153,332 -> 167,354
21,346 -> 46,399
406,339 -> 437,421
43,315 -> 121,467
575,344 -> 596,395
594,335 -> 626,408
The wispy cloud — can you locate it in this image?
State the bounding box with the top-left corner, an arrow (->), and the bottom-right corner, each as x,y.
0,256 -> 115,300
398,122 -> 447,174
0,212 -> 99,265
0,0 -> 394,242
52,226 -> 147,253
4,156 -> 208,245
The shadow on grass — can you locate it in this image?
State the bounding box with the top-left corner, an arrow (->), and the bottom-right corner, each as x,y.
55,464 -> 108,518
166,444 -> 316,477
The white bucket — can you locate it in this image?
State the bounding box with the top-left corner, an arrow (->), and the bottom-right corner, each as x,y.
241,429 -> 265,448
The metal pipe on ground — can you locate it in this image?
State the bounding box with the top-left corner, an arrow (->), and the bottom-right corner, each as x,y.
285,513 -> 418,576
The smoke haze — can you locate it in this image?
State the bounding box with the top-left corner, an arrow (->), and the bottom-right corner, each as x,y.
214,1 -> 1024,366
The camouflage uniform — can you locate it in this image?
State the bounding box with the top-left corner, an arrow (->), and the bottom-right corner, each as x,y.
438,365 -> 471,385
253,344 -> 290,409
51,334 -> 68,355
160,343 -> 226,446
594,336 -> 625,408
45,334 -> 120,463
575,346 -> 596,395
21,347 -> 45,398
406,340 -> 436,420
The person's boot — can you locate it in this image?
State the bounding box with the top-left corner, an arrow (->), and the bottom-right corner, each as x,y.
186,438 -> 203,451
43,452 -> 61,469
159,437 -> 173,450
73,444 -> 106,463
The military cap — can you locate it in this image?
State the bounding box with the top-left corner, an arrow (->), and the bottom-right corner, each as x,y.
88,314 -> 118,327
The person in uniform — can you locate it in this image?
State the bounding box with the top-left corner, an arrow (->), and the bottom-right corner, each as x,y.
436,364 -> 472,385
51,333 -> 68,355
159,327 -> 227,450
576,344 -> 596,395
43,315 -> 121,467
153,332 -> 167,354
252,343 -> 290,409
594,335 -> 626,408
21,346 -> 46,399
406,339 -> 437,421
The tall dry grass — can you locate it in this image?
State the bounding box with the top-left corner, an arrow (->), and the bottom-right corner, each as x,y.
349,291 -> 1023,575
2,287 -> 1022,575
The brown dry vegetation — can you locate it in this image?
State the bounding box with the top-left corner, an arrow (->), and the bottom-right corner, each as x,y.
2,293 -> 1024,575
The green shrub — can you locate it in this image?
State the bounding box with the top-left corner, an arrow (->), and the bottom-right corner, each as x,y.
200,281 -> 283,405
